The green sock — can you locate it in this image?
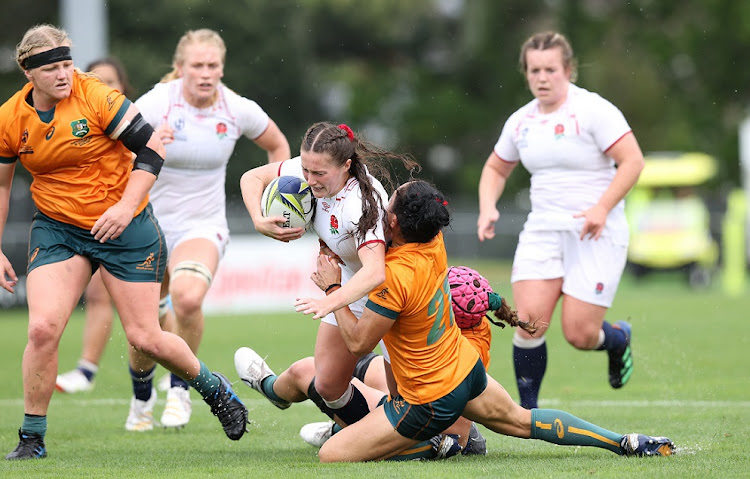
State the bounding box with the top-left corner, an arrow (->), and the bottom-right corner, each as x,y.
187,361 -> 220,398
22,414 -> 47,437
260,376 -> 287,404
531,409 -> 623,455
386,439 -> 436,461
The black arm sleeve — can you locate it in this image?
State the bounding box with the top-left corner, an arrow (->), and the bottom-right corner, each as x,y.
118,113 -> 164,176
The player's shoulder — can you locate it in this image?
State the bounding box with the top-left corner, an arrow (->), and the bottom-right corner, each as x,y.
568,83 -> 616,109
383,246 -> 419,293
134,80 -> 174,116
220,84 -> 267,124
153,80 -> 175,93
568,83 -> 625,126
340,175 -> 384,208
219,84 -> 260,108
278,155 -> 303,177
0,85 -> 29,120
75,71 -> 113,98
137,80 -> 174,101
385,251 -> 416,283
0,87 -> 28,145
219,83 -> 243,101
362,173 -> 389,206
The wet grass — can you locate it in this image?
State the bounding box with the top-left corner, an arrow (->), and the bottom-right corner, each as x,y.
1,261 -> 748,478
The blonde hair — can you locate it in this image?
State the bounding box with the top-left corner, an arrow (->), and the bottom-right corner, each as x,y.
160,29 -> 226,83
519,31 -> 577,82
15,24 -> 72,71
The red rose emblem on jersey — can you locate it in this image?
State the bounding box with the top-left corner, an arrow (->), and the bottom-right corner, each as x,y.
554,123 -> 565,139
216,122 -> 228,139
595,282 -> 604,295
329,215 -> 339,235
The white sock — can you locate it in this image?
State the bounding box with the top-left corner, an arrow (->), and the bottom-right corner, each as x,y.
78,359 -> 99,374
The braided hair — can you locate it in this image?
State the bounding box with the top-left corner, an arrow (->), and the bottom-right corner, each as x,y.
301,122 -> 419,244
390,180 -> 451,243
15,24 -> 71,71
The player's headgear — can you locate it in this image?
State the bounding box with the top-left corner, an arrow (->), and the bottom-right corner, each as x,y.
448,265 -> 503,329
22,46 -> 72,70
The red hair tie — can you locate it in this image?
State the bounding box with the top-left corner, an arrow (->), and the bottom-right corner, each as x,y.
435,197 -> 448,206
338,124 -> 355,141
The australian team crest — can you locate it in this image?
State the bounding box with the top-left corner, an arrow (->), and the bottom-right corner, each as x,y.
70,119 -> 90,138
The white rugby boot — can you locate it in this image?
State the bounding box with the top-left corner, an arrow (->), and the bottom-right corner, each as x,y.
234,347 -> 291,410
299,421 -> 335,447
160,387 -> 192,428
55,369 -> 94,393
125,388 -> 157,431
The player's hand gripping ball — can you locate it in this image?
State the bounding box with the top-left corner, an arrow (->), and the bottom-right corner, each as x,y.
448,266 -> 492,328
261,175 -> 315,231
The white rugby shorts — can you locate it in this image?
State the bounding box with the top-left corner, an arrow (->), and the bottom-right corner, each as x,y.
510,229 -> 627,307
162,221 -> 230,259
321,293 -> 367,326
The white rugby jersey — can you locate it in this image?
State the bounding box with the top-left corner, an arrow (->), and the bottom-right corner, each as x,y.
135,79 -> 270,239
494,83 -> 631,243
279,156 -> 388,318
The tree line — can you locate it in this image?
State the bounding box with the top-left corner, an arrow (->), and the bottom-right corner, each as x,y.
1,0 -> 748,202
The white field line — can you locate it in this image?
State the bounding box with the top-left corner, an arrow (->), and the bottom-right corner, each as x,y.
0,398 -> 748,408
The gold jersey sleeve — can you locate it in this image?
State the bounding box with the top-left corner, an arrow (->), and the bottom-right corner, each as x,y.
366,233 -> 480,405
0,72 -> 147,229
461,317 -> 492,369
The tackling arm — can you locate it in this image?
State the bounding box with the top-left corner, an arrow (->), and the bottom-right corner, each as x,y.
334,304 -> 394,357
314,242 -> 386,319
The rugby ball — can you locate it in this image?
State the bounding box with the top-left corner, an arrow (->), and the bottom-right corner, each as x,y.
260,175 -> 314,230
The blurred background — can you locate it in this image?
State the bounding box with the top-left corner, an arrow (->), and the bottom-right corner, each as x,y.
1,0 -> 749,308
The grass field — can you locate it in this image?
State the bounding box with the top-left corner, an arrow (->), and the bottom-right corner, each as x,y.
1,261 -> 748,478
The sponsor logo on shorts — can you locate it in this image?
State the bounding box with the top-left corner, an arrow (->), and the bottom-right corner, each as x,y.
29,247 -> 39,264
70,119 -> 90,138
595,282 -> 604,295
392,398 -> 405,414
136,252 -> 156,271
376,287 -> 389,300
